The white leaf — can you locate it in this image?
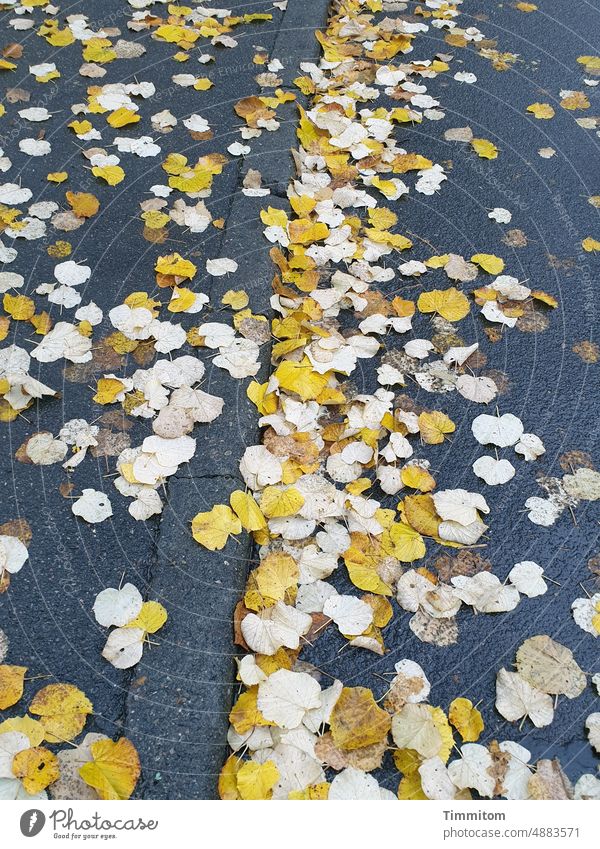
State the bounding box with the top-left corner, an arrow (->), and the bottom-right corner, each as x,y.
0,536 -> 28,575
448,744 -> 495,797
495,668 -> 554,727
102,627 -> 144,669
257,669 -> 321,729
206,257 -> 238,276
72,489 -> 113,523
322,594 -> 373,635
433,488 -> 490,525
241,602 -> 311,656
471,413 -> 524,447
452,572 -> 520,613
508,561 -> 547,597
472,456 -> 515,485
93,583 -> 143,627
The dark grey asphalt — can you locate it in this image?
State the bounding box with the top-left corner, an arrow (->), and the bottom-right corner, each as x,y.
299,0 -> 600,793
0,0 -> 598,801
0,0 -> 330,800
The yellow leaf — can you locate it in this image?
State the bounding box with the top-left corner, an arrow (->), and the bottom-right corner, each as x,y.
383,522 -> 426,562
419,411 -> 456,444
527,102 -> 555,119
230,490 -> 267,532
47,171 -> 68,183
218,754 -> 242,799
343,535 -> 392,596
246,380 -> 278,415
12,746 -> 59,794
417,287 -> 470,321
0,664 -> 27,709
191,504 -> 242,550
516,2 -> 537,10
582,237 -> 600,253
560,91 -> 590,110
155,252 -> 197,279
471,138 -> 498,159
425,254 -> 450,268
107,108 -> 140,128
79,737 -> 140,800
29,683 -> 93,743
403,494 -> 440,537
362,594 -> 393,628
3,293 -> 35,321
288,782 -> 329,799
531,290 -> 558,308
92,165 -> 125,186
260,206 -> 289,228
288,218 -> 329,244
259,486 -> 305,518
36,69 -> 60,83
330,686 -> 391,751
471,253 -> 505,274
82,39 -> 117,64
398,771 -> 427,800
66,191 -> 99,218
193,77 -> 213,91
168,286 -> 196,312
578,56 -> 600,71
93,377 -> 125,405
229,688 -> 271,734
431,706 -> 454,762
236,759 -> 279,800
371,175 -> 400,198
69,119 -> 93,135
393,748 -> 422,775
393,152 -> 432,173
127,601 -> 167,634
0,716 -> 44,746
222,289 -> 249,310
141,210 -> 170,230
155,24 -> 200,44
449,697 -> 484,742
254,553 -> 299,602
274,357 -> 329,401
367,207 -> 398,229
401,466 -> 436,492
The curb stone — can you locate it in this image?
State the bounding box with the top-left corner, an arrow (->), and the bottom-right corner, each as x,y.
124,0 -> 332,799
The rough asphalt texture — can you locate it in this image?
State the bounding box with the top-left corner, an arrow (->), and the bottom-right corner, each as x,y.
0,0 -> 598,800
0,0 -> 332,800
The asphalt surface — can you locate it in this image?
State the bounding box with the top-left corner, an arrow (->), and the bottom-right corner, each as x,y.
0,0 -> 331,800
297,0 -> 600,794
0,0 -> 598,801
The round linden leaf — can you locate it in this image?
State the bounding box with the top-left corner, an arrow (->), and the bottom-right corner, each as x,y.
329,767 -> 391,800
93,584 -> 143,628
508,561 -> 547,597
72,489 -> 113,524
448,744 -> 495,797
101,627 -> 144,669
515,635 -> 586,698
472,455 -> 516,486
0,535 -> 29,574
256,669 -> 321,729
322,595 -> 373,636
456,374 -> 498,404
495,668 -> 554,727
571,593 -> 600,636
391,703 -> 442,758
471,413 -> 524,447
